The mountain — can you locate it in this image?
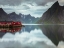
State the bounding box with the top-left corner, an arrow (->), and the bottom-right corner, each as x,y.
8,12 -> 39,23
0,8 -> 8,21
38,1 -> 64,24
8,12 -> 21,21
20,14 -> 39,23
0,8 -> 39,23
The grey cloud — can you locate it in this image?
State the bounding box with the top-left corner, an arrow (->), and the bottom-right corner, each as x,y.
0,0 -> 64,6
3,5 -> 30,10
34,11 -> 44,14
0,0 -> 57,6
27,0 -> 57,6
34,9 -> 47,14
22,5 -> 30,9
3,8 -> 13,10
0,0 -> 23,6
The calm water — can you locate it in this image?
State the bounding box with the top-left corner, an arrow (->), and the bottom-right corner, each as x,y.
0,25 -> 64,48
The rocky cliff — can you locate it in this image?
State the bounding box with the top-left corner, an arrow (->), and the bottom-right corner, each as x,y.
38,1 -> 64,24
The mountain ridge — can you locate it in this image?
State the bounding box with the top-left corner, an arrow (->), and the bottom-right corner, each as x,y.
38,1 -> 64,24
0,8 -> 39,23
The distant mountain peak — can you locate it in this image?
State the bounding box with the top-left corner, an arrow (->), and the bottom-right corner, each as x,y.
9,12 -> 17,15
28,14 -> 31,16
54,1 -> 59,5
0,8 -> 3,10
55,1 -> 59,4
11,12 -> 16,14
27,14 -> 31,16
0,8 -> 7,14
19,13 -> 22,15
0,8 -> 5,13
52,1 -> 59,7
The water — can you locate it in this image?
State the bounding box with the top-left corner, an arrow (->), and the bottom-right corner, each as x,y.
0,25 -> 64,48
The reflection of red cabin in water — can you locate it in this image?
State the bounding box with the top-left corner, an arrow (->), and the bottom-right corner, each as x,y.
0,27 -> 21,32
0,21 -> 22,27
0,27 -> 22,38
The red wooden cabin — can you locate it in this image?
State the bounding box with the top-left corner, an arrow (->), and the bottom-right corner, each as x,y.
0,21 -> 22,27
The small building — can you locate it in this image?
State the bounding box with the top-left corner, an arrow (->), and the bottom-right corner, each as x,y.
0,21 -> 22,27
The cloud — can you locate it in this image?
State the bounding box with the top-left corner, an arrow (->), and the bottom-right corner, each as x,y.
0,0 -> 57,6
0,0 -> 23,6
58,41 -> 64,48
0,0 -> 57,18
1,2 -> 54,18
29,0 -> 57,6
0,0 -> 63,18
58,0 -> 64,6
0,0 -> 28,6
0,0 -> 64,6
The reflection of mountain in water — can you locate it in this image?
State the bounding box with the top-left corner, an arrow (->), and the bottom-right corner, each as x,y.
39,25 -> 64,46
21,25 -> 39,32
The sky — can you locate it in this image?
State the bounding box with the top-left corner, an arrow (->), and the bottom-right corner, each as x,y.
0,0 -> 64,18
